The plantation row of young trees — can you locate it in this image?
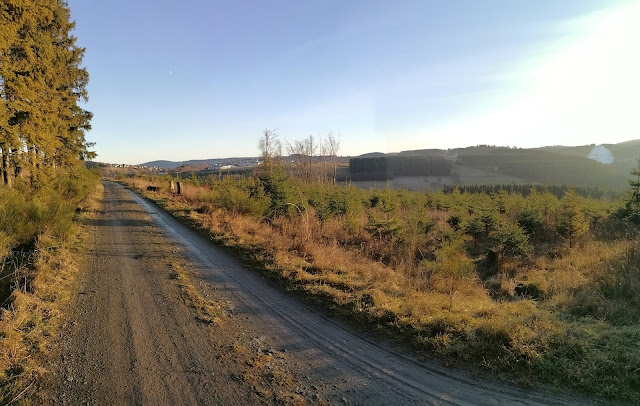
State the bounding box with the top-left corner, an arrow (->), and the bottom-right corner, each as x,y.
154,163 -> 609,283
0,0 -> 94,189
349,155 -> 452,180
442,183 -> 621,200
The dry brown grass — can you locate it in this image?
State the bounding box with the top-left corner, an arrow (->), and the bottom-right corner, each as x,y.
168,260 -> 227,326
0,182 -> 103,404
124,178 -> 504,337
122,176 -> 640,402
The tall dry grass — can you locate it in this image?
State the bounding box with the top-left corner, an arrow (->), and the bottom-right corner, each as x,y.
122,174 -> 640,402
0,168 -> 101,403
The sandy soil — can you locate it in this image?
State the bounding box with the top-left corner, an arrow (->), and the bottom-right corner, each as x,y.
51,181 -> 592,405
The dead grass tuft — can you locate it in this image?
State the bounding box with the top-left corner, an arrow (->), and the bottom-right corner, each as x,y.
168,261 -> 227,326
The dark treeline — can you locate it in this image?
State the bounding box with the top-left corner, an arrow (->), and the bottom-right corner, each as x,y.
397,145 -> 517,156
457,149 -> 624,189
397,148 -> 446,156
442,184 -> 622,200
349,155 -> 451,180
1,0 -> 94,189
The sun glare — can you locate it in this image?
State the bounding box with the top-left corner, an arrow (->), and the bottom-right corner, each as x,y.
423,1 -> 640,149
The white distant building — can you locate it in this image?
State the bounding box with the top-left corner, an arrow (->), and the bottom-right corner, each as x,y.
587,145 -> 614,164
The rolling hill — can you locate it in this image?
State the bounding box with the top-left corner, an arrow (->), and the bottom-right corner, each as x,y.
349,139 -> 640,189
141,157 -> 259,169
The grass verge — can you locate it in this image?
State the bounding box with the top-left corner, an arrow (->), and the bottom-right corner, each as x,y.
0,182 -> 103,404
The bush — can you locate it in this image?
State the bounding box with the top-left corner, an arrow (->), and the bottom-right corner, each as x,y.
0,166 -> 98,255
556,190 -> 589,248
1,166 -> 99,306
211,177 -> 270,217
259,165 -> 295,219
517,206 -> 543,237
491,220 -> 530,259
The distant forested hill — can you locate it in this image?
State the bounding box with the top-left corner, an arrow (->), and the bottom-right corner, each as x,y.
142,140 -> 640,187
343,141 -> 640,188
456,148 -> 625,188
141,160 -> 184,169
534,144 -> 596,157
141,158 -> 258,169
604,140 -> 640,163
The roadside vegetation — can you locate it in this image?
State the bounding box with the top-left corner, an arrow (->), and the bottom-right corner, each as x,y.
0,1 -> 97,402
0,167 -> 100,404
120,132 -> 640,403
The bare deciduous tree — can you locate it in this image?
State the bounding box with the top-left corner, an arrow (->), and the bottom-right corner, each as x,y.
325,132 -> 340,185
286,138 -> 307,179
304,135 -> 318,182
286,134 -> 320,182
258,129 -> 282,168
283,131 -> 340,183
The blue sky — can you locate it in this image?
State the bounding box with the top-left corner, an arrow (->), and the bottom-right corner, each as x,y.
67,0 -> 640,163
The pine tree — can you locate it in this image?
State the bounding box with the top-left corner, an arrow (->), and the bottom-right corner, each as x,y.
556,189 -> 589,248
0,0 -> 92,188
422,237 -> 474,311
491,220 -> 529,259
623,160 -> 640,223
464,215 -> 485,248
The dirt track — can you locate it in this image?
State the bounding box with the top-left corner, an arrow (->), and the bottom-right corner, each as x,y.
53,181 -> 592,405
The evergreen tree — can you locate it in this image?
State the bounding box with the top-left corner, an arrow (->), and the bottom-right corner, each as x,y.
422,236 -> 474,311
491,220 -> 530,259
556,189 -> 589,248
0,0 -> 92,188
464,215 -> 485,248
517,205 -> 543,237
623,159 -> 640,224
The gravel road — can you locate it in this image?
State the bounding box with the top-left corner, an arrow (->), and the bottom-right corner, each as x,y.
53,181 -> 592,405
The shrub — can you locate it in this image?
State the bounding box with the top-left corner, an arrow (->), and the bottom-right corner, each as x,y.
556,190 -> 589,248
422,237 -> 475,310
258,165 -> 295,219
491,220 -> 530,259
211,177 -> 270,217
517,206 -> 543,237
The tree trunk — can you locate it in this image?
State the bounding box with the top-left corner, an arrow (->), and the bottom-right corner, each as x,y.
29,144 -> 37,187
332,161 -> 337,185
2,146 -> 13,188
449,280 -> 455,311
0,146 -> 6,186
12,148 -> 22,180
